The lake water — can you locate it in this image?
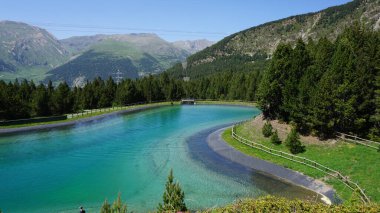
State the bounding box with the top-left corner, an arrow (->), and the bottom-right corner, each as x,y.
0,105 -> 319,212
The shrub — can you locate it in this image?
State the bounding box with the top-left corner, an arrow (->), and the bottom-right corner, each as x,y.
201,196 -> 380,212
270,130 -> 281,145
262,121 -> 273,137
285,128 -> 305,154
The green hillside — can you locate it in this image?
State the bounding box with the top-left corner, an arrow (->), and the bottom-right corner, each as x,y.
167,0 -> 380,78
0,22 -> 212,84
0,21 -> 69,82
48,34 -> 191,85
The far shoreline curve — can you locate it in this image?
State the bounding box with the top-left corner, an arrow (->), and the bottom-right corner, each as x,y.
0,100 -> 257,136
0,104 -> 170,136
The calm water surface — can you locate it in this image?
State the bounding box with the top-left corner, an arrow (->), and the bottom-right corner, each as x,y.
0,105 -> 317,212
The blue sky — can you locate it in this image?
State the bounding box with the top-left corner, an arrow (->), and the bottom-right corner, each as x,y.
1,0 -> 352,41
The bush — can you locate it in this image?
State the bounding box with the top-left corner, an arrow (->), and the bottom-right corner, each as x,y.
262,121 -> 273,137
270,130 -> 281,145
285,128 -> 305,154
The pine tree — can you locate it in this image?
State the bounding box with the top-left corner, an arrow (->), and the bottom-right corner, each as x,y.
157,169 -> 187,213
285,128 -> 305,154
262,121 -> 273,137
100,199 -> 111,213
111,193 -> 127,213
31,84 -> 50,116
270,130 -> 281,145
100,193 -> 127,213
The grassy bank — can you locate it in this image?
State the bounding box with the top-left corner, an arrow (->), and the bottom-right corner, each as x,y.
0,102 -> 179,129
0,100 -> 254,130
202,196 -> 380,213
222,120 -> 380,203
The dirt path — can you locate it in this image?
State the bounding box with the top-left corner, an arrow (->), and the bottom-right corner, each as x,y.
251,114 -> 336,145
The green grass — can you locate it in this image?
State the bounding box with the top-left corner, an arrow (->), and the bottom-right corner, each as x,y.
0,102 -> 178,129
92,40 -> 144,59
202,196 -> 380,213
0,66 -> 50,83
222,121 -> 380,203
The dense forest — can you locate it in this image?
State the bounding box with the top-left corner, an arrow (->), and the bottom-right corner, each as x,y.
258,24 -> 380,140
166,53 -> 268,79
0,25 -> 378,141
0,70 -> 261,120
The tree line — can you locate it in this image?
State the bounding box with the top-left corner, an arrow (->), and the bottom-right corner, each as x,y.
258,24 -> 379,140
0,70 -> 261,120
1,24 -> 378,141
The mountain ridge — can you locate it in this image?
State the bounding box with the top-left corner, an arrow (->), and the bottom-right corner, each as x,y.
0,20 -> 69,80
168,0 -> 380,78
0,21 -> 212,83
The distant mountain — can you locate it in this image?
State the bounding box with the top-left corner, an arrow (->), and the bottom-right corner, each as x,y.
167,0 -> 380,78
48,33 -> 193,86
172,39 -> 214,54
0,21 -> 213,84
0,21 -> 69,81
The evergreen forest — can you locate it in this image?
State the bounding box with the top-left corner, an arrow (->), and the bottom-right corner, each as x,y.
0,25 -> 378,140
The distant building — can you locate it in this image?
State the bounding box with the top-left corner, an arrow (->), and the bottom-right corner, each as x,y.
181,99 -> 195,105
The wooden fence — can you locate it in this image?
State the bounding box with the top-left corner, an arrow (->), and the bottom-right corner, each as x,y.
67,100 -> 170,119
337,132 -> 380,150
231,121 -> 371,204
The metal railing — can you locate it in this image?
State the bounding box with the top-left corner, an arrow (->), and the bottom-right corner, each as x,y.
231,121 -> 370,203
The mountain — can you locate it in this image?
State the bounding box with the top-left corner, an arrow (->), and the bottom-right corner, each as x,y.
47,34 -> 200,86
0,21 -> 212,84
0,21 -> 69,81
167,0 -> 380,78
172,39 -> 214,54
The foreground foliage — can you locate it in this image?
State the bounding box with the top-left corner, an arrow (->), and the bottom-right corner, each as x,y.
100,193 -> 127,213
157,169 -> 187,213
202,196 -> 380,213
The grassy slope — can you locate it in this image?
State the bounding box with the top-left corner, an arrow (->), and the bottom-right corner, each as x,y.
0,66 -> 50,82
202,196 -> 380,213
222,121 -> 380,203
91,40 -> 144,59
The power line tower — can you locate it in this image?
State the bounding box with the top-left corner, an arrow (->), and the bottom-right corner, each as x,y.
114,69 -> 123,84
182,61 -> 190,82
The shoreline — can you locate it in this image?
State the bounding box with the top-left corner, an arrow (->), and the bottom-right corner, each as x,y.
0,104 -> 170,136
207,126 -> 337,205
0,102 -> 256,136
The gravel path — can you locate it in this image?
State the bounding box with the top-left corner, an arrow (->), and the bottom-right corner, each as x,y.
207,127 -> 337,204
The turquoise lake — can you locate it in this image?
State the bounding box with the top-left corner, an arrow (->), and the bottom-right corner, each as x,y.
0,105 -> 318,212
